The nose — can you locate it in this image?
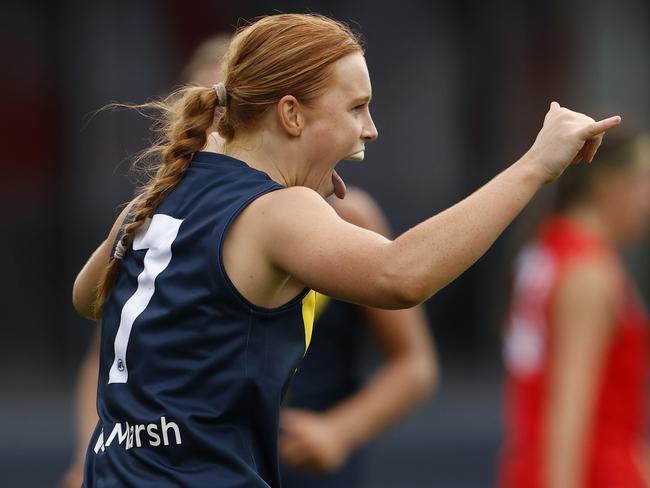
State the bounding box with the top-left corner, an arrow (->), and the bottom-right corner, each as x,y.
363,113 -> 378,142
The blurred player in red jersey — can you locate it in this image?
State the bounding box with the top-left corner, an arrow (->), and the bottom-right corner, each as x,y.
499,132 -> 650,488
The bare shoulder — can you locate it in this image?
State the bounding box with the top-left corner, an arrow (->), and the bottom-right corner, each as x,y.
225,185 -> 340,264
329,186 -> 391,236
560,255 -> 619,298
221,185 -> 344,307
247,185 -> 339,227
549,255 -> 622,357
249,185 -> 391,237
554,254 -> 621,327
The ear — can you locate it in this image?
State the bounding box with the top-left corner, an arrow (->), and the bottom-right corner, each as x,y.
276,95 -> 304,137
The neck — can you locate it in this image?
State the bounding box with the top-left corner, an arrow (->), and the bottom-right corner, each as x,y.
221,129 -> 299,188
565,204 -> 616,245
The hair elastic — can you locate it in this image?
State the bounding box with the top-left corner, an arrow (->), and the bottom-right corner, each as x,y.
213,82 -> 228,106
113,239 -> 127,261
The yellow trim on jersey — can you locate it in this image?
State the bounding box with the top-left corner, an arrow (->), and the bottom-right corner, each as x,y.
314,292 -> 331,320
301,291 -> 316,351
301,291 -> 332,351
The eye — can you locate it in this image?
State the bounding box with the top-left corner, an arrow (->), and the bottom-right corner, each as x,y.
352,103 -> 366,113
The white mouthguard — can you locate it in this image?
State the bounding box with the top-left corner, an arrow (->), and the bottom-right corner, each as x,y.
344,150 -> 365,161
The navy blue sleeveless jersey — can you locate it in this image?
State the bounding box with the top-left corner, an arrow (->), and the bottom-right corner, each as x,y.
83,151 -> 316,488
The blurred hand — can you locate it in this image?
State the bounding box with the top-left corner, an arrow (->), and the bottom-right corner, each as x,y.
526,102 -> 621,183
59,457 -> 84,488
279,408 -> 352,473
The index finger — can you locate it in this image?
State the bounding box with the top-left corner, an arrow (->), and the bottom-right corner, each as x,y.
581,115 -> 622,138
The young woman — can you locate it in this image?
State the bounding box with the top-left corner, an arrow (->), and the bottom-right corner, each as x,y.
499,133 -> 650,488
61,33 -> 438,488
73,12 -> 620,487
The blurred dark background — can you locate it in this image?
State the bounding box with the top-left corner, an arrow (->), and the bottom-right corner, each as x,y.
1,0 -> 648,486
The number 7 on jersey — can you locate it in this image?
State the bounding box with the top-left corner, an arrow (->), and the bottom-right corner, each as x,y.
108,214 -> 184,384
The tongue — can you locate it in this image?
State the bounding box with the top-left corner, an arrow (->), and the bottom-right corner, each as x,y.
332,170 -> 347,199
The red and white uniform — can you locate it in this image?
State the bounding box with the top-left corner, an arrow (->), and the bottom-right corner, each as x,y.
499,216 -> 649,488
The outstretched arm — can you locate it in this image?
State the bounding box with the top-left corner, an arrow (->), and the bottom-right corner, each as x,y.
258,105 -> 621,309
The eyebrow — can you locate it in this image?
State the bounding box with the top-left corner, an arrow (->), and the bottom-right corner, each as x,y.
352,95 -> 372,105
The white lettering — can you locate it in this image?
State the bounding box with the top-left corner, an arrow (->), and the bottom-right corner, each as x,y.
93,429 -> 105,453
135,424 -> 146,447
105,422 -> 129,447
147,423 -> 161,447
126,424 -> 134,450
161,416 -> 182,446
92,417 -> 181,454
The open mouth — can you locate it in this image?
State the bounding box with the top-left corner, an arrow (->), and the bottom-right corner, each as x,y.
333,149 -> 365,198
332,170 -> 347,199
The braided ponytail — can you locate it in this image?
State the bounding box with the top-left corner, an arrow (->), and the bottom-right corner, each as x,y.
93,86 -> 219,316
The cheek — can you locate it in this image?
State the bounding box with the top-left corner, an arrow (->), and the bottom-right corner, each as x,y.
303,111 -> 357,161
307,116 -> 339,145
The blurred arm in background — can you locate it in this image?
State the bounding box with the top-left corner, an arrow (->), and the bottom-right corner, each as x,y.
543,258 -> 615,488
59,329 -> 100,488
279,187 -> 438,474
